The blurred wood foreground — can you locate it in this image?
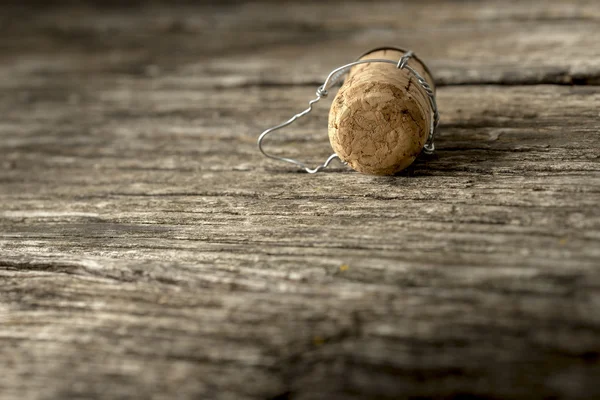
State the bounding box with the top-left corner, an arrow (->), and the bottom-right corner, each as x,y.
1,1 -> 599,399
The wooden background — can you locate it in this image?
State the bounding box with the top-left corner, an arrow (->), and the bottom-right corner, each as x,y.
1,1 -> 599,399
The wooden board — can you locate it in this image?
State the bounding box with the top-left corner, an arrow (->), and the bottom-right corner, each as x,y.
1,1 -> 600,399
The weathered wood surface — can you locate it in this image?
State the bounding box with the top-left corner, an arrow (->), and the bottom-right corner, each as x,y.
1,1 -> 600,399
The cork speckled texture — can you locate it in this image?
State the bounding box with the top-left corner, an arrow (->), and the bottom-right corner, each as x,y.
328,49 -> 435,175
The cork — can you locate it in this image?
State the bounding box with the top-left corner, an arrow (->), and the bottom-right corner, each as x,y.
328,49 -> 435,175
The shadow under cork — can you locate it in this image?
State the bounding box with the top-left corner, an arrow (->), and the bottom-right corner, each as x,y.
384,105 -> 535,180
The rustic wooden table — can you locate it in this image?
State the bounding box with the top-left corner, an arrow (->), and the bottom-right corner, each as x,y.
1,1 -> 599,399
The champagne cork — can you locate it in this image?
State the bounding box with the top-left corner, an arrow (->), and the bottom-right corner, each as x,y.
328,48 -> 435,175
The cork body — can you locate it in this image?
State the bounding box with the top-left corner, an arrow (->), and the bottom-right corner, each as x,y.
328,49 -> 435,175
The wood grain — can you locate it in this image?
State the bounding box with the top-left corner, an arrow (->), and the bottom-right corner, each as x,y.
1,1 -> 600,399
2,0 -> 600,88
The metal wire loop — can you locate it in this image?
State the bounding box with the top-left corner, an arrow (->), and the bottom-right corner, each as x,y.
397,51 -> 413,69
258,49 -> 439,173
